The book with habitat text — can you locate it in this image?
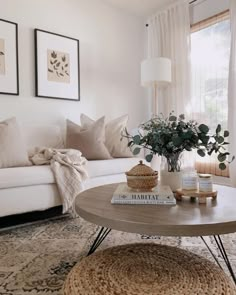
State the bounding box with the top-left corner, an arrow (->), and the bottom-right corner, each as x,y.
111,183 -> 176,205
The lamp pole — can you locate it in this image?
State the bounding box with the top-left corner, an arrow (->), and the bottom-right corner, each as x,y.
153,83 -> 157,117
141,57 -> 171,119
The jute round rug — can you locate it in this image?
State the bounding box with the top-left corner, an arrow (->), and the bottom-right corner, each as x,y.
63,243 -> 236,295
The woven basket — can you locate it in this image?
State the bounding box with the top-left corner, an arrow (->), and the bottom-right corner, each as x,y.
126,175 -> 158,191
125,160 -> 158,191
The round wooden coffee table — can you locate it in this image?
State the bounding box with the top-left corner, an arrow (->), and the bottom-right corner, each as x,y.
75,183 -> 236,283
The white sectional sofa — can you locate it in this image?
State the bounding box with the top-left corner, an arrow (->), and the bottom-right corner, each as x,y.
0,123 -> 143,218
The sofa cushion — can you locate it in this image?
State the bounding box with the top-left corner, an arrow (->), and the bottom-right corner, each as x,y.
0,117 -> 31,168
0,157 -> 146,189
66,118 -> 112,160
0,166 -> 55,189
80,114 -> 133,158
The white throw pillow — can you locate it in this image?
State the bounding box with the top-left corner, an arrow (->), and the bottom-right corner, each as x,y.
0,117 -> 31,168
80,114 -> 133,158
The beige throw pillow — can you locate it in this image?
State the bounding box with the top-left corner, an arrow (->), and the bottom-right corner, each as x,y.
80,114 -> 133,158
66,117 -> 112,160
0,117 -> 31,168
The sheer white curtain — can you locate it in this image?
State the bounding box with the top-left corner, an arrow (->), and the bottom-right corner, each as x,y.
228,0 -> 236,186
146,0 -> 191,171
147,0 -> 191,116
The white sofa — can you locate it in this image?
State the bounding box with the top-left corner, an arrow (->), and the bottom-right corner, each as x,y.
0,123 -> 143,218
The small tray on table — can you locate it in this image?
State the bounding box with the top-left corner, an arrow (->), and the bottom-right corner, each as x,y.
175,189 -> 217,204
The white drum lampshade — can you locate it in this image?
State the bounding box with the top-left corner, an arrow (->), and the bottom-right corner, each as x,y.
141,57 -> 171,87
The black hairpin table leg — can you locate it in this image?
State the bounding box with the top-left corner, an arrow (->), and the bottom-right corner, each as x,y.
87,227 -> 111,256
201,235 -> 236,284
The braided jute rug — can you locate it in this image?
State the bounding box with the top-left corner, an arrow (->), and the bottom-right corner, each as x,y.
63,243 -> 236,295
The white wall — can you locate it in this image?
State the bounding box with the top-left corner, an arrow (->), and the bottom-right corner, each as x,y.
0,0 -> 147,129
190,0 -> 230,24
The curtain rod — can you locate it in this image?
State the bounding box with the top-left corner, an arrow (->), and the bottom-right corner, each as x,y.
146,0 -> 198,26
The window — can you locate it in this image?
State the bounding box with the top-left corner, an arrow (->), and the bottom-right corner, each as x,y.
190,10 -> 230,177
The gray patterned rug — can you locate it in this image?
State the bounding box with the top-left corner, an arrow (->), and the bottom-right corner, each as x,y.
0,215 -> 235,295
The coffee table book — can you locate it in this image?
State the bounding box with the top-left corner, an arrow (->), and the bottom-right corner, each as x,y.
111,183 -> 176,205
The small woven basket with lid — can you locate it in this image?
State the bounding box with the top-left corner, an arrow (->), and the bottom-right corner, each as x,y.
125,160 -> 158,191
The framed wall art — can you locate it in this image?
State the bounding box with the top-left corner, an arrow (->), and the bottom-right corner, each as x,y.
0,19 -> 19,95
35,29 -> 80,101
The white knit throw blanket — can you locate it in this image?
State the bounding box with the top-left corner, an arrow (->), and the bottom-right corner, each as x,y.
30,148 -> 88,216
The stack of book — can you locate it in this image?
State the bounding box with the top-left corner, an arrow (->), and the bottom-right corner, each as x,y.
111,183 -> 176,205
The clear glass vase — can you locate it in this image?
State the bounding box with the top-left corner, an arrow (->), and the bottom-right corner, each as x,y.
160,153 -> 182,172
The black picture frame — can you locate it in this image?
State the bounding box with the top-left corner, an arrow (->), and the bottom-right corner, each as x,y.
34,29 -> 80,101
0,19 -> 19,95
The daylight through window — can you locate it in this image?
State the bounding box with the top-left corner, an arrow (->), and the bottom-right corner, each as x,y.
190,10 -> 230,177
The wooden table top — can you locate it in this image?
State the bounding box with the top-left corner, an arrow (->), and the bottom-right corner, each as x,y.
75,183 -> 236,237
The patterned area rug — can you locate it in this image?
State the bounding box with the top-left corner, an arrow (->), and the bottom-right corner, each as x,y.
0,215 -> 235,295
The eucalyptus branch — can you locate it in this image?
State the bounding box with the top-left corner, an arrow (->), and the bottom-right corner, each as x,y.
123,112 -> 234,172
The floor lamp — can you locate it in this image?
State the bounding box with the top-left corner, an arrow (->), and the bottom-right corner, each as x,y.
141,57 -> 171,117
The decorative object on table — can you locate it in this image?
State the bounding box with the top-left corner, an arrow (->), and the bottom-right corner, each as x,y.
182,170 -> 198,190
124,113 -> 235,191
125,160 -> 158,191
111,183 -> 176,205
159,156 -> 182,192
35,29 -> 80,101
141,57 -> 171,117
198,173 -> 213,192
0,19 -> 19,95
175,188 -> 217,204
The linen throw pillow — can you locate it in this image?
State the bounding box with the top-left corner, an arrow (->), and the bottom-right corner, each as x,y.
66,117 -> 112,160
0,117 -> 31,168
80,114 -> 133,158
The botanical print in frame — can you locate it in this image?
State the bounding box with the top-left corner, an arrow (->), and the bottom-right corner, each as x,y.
47,49 -> 70,83
0,19 -> 19,95
0,38 -> 6,75
35,29 -> 80,101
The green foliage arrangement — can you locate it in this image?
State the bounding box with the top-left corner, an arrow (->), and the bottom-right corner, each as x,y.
124,113 -> 234,172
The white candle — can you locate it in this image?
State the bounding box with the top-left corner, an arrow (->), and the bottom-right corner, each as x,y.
198,174 -> 213,192
182,172 -> 198,190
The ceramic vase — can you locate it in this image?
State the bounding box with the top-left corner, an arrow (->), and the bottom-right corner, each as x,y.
160,170 -> 182,192
160,156 -> 182,192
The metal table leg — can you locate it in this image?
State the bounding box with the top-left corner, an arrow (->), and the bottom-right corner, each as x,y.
87,226 -> 111,256
201,235 -> 236,284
